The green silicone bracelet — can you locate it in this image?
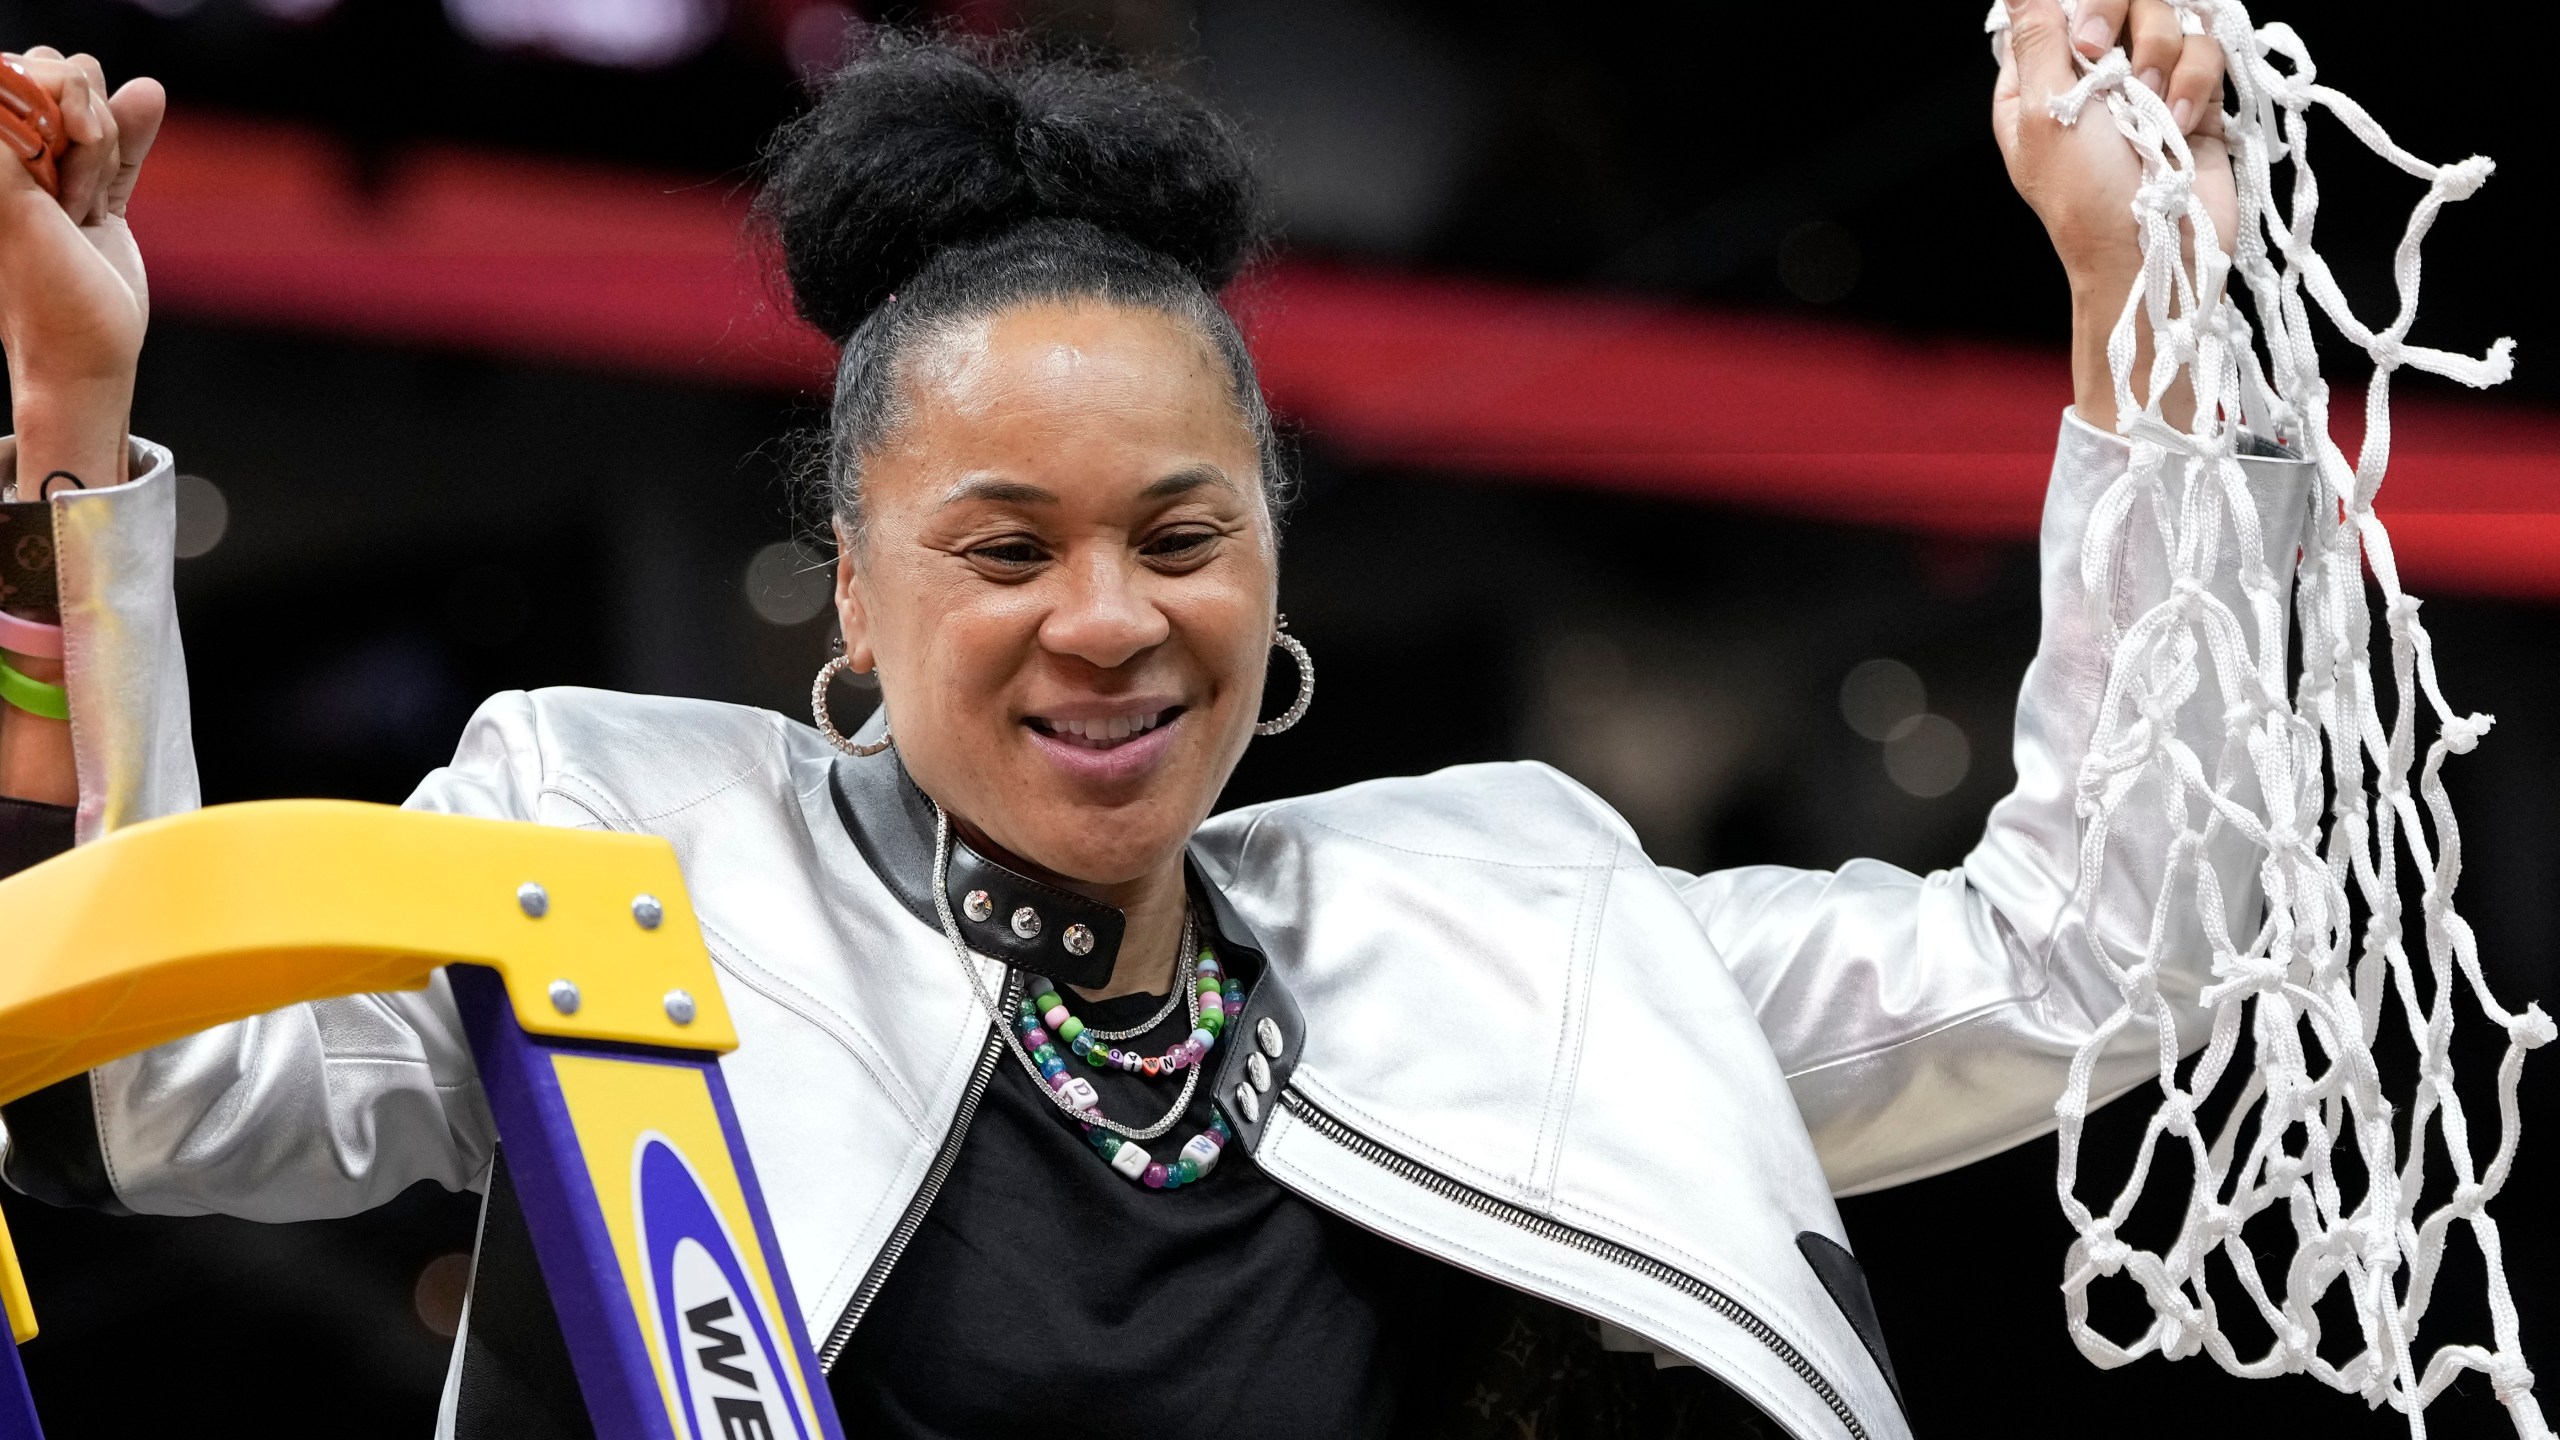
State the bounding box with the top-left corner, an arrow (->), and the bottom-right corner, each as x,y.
0,657 -> 68,721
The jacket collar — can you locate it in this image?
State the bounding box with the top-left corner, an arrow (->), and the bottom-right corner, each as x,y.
823,745 -> 1306,1151
824,747 -> 1124,989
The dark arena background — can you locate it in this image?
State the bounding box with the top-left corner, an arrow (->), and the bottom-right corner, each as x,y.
1,0 -> 2555,1435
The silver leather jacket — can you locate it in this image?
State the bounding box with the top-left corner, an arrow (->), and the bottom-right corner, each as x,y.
9,414 -> 2310,1440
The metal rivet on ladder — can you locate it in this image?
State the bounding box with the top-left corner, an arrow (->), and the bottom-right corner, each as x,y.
547,979 -> 580,1015
632,894 -> 664,930
517,882 -> 550,918
664,989 -> 697,1026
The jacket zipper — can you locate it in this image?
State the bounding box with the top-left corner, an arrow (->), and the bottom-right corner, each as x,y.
817,976 -> 1016,1373
1276,1088 -> 1871,1440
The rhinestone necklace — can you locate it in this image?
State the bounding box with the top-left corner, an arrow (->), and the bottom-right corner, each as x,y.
1073,963 -> 1187,1042
1047,953 -> 1239,1075
929,801 -> 1205,1143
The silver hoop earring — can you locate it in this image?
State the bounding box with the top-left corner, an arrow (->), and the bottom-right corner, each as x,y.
812,655 -> 893,757
1255,620 -> 1314,737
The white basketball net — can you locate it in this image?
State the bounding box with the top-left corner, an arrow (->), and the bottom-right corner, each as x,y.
1982,2 -> 2556,1434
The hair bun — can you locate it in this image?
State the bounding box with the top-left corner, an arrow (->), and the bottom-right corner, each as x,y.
762,35 -> 1262,343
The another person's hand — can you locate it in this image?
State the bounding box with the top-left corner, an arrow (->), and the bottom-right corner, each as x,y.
1993,0 -> 2232,430
0,47 -> 162,491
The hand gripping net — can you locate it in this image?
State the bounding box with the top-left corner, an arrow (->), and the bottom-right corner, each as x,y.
1983,3 -> 2555,1434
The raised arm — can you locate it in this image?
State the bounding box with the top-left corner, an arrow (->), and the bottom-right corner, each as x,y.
1671,0 -> 2300,1195
1685,416 -> 2306,1195
0,48 -> 190,831
0,66 -> 506,1219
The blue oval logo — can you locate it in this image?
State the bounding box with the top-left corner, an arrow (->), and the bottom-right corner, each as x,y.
637,1135 -> 816,1440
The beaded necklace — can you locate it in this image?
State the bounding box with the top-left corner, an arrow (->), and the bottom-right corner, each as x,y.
1013,963 -> 1241,1189
1040,946 -> 1244,1078
929,800 -> 1237,1189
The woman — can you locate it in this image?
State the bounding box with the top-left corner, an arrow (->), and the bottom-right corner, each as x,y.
0,4 -> 2297,1437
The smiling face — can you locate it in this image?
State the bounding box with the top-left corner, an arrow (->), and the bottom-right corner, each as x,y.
833,298 -> 1276,890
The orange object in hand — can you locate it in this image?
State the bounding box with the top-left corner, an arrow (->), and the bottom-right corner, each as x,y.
0,54 -> 63,198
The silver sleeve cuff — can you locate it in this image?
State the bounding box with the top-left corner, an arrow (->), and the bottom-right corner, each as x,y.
0,435 -> 202,841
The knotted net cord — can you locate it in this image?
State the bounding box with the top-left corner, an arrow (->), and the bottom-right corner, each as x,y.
1982,3 -> 2554,1433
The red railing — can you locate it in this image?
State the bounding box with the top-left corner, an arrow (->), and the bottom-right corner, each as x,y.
130,109 -> 2560,598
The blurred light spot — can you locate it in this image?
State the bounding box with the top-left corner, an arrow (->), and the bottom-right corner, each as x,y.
444,563 -> 531,647
1778,221 -> 1861,304
115,0 -> 205,16
745,541 -> 833,626
445,0 -> 723,68
1884,713 -> 1970,798
414,1252 -> 472,1339
785,3 -> 863,82
174,475 -> 229,559
1529,630 -> 1761,869
1839,658 -> 1923,741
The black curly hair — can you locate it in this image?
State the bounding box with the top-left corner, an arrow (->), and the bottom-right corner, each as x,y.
759,33 -> 1278,546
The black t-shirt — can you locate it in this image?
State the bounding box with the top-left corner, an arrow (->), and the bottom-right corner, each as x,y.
827,982 -> 1429,1436
824,974 -> 1783,1440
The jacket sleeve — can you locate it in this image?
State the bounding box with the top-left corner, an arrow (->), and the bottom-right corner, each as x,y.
0,441 -> 541,1221
1668,410 -> 2313,1196
77,696 -> 585,1220
9,434 -> 199,841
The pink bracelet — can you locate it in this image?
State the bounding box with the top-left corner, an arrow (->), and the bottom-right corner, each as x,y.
0,610 -> 63,661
